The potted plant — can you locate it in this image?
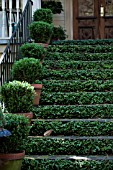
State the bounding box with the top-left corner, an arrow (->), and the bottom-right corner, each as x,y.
33,8 -> 53,24
51,25 -> 67,42
41,0 -> 63,14
29,21 -> 53,44
10,58 -> 43,105
1,80 -> 34,118
0,111 -> 30,170
20,42 -> 46,62
0,106 -> 11,137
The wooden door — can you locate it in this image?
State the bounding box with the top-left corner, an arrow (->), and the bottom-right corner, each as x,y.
73,0 -> 113,39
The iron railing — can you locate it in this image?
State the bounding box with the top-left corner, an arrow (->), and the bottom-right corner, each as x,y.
6,9 -> 22,37
0,0 -> 33,86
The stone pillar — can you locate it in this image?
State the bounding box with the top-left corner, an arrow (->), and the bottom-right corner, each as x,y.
9,0 -> 12,37
64,0 -> 73,40
2,0 -> 5,37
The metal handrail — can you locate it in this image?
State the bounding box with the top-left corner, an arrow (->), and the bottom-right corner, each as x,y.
5,9 -> 22,37
0,0 -> 33,86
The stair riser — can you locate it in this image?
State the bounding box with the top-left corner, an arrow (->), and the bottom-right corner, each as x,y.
42,80 -> 113,92
30,121 -> 113,136
22,158 -> 113,170
52,39 -> 113,45
25,138 -> 113,155
40,91 -> 113,105
41,69 -> 113,80
32,105 -> 113,119
43,60 -> 113,70
47,45 -> 113,53
45,52 -> 113,61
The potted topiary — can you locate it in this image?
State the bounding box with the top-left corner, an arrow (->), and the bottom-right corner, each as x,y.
41,0 -> 63,14
29,21 -> 53,45
33,8 -> 53,24
20,42 -> 46,62
10,58 -> 43,105
51,25 -> 68,42
1,80 -> 35,118
0,111 -> 30,170
0,106 -> 11,137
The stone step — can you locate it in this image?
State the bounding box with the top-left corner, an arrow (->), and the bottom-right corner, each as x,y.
45,51 -> 113,61
24,137 -> 113,155
28,136 -> 113,140
40,91 -> 113,105
22,155 -> 113,170
41,69 -> 113,80
51,39 -> 113,45
25,155 -> 113,161
41,79 -> 113,92
30,119 -> 113,136
32,104 -> 113,119
31,118 -> 113,122
43,59 -> 113,70
47,44 -> 113,53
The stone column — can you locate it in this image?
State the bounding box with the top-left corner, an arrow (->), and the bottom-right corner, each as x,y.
64,0 -> 73,40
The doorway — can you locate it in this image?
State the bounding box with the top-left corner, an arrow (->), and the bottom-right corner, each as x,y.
73,0 -> 113,39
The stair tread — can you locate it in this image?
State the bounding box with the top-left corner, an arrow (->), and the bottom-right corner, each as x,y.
25,155 -> 113,160
31,118 -> 113,122
28,136 -> 113,140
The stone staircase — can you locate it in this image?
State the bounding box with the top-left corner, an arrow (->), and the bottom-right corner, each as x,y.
22,39 -> 113,169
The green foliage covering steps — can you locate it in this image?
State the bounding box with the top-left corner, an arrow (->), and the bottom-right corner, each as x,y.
41,69 -> 113,80
47,44 -> 113,53
25,138 -> 113,155
45,52 -> 113,61
43,60 -> 113,70
30,120 -> 113,136
51,39 -> 113,45
21,38 -> 113,169
32,104 -> 113,119
40,91 -> 113,105
22,158 -> 113,170
41,80 -> 113,92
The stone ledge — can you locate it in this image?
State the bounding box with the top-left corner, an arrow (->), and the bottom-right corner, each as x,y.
25,155 -> 113,160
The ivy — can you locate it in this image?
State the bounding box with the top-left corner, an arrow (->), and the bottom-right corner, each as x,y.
40,91 -> 113,105
45,52 -> 113,61
32,105 -> 113,119
47,45 -> 113,53
41,69 -> 113,80
41,80 -> 113,92
22,158 -> 113,170
51,39 -> 113,45
30,120 -> 113,136
25,138 -> 113,155
43,60 -> 113,70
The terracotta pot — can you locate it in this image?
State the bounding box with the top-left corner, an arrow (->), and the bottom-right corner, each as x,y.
13,112 -> 33,119
35,43 -> 48,48
31,84 -> 43,105
0,151 -> 25,170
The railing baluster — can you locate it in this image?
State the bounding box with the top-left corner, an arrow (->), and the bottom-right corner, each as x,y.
16,0 -> 19,23
2,0 -> 5,38
9,0 -> 12,37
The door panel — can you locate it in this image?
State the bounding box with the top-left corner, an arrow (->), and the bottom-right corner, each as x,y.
104,0 -> 113,38
73,0 -> 113,39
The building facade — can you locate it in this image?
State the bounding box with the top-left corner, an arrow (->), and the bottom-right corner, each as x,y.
0,0 -> 113,40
